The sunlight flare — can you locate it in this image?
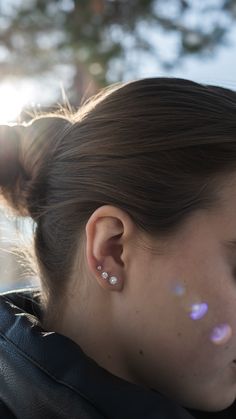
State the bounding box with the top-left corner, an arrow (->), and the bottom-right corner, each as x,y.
0,82 -> 34,124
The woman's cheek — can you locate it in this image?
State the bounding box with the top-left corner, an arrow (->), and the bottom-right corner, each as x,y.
169,279 -> 234,361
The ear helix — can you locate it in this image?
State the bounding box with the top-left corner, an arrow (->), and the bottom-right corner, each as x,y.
96,265 -> 119,285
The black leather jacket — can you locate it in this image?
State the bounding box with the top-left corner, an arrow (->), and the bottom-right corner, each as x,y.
0,287 -> 235,419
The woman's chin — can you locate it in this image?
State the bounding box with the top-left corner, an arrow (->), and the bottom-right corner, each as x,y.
185,391 -> 236,414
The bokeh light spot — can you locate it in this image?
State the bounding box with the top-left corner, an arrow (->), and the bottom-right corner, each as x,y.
189,302 -> 208,320
210,323 -> 232,345
172,282 -> 186,296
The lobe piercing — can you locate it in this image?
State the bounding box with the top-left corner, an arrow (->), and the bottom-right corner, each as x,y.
109,276 -> 118,285
96,265 -> 118,286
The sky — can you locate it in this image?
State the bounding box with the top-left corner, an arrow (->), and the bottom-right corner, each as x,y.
121,23 -> 236,92
164,25 -> 236,91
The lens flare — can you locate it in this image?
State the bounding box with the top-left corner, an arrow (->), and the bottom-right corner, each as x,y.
189,302 -> 208,320
210,323 -> 232,345
0,81 -> 34,123
172,282 -> 186,296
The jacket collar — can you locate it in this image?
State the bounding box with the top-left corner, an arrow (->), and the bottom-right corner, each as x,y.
0,287 -> 210,418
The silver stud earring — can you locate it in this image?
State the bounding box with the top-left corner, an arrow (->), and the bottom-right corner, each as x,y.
96,265 -> 119,286
101,271 -> 109,279
108,276 -> 118,285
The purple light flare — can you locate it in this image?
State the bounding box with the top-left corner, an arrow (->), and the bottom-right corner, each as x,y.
189,302 -> 208,320
210,323 -> 232,345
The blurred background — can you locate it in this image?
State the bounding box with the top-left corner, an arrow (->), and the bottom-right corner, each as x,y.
1,0 -> 236,292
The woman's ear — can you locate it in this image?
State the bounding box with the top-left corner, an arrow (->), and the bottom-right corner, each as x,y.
85,205 -> 135,291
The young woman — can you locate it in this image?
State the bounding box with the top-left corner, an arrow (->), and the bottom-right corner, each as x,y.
0,77 -> 236,418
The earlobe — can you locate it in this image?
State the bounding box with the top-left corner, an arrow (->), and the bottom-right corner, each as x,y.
85,205 -> 131,291
94,261 -> 123,291
96,265 -> 119,286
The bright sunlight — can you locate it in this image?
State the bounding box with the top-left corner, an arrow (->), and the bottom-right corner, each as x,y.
0,81 -> 34,124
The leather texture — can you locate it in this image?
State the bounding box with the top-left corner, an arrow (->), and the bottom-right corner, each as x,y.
0,399 -> 16,418
0,287 -> 236,419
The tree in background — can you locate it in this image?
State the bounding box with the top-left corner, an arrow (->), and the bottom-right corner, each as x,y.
0,0 -> 236,105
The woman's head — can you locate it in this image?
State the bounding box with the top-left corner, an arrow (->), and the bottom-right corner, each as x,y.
1,77 -> 236,412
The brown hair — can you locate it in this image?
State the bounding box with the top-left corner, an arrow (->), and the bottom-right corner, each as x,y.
1,77 -> 236,320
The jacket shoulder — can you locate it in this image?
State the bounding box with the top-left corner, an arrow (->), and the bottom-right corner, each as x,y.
0,400 -> 16,418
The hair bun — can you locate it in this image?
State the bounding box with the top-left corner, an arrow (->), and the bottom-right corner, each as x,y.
0,124 -> 29,217
0,124 -> 23,187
